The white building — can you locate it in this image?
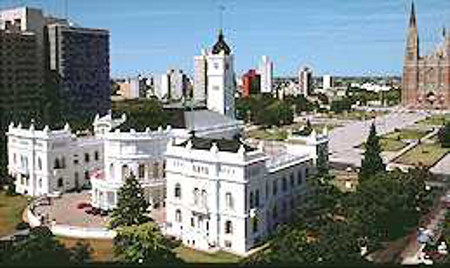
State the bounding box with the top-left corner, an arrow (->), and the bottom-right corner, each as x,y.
258,56 -> 273,94
168,69 -> 186,100
154,73 -> 170,101
7,122 -> 104,197
299,66 -> 313,96
205,30 -> 235,118
323,75 -> 333,90
91,127 -> 171,210
164,131 -> 329,255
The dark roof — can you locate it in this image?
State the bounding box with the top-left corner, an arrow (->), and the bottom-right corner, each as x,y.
211,29 -> 231,55
176,136 -> 255,153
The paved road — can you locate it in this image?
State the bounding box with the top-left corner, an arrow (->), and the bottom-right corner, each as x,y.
329,110 -> 429,168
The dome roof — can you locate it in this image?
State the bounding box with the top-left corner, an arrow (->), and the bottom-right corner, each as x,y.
212,29 -> 231,55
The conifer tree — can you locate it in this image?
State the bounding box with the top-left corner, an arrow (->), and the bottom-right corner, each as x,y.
360,123 -> 385,180
110,173 -> 149,228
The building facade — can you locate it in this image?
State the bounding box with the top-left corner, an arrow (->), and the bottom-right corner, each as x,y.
206,30 -> 236,118
0,29 -> 43,122
193,51 -> 208,103
47,23 -> 110,118
402,2 -> 450,109
241,69 -> 261,97
164,133 -> 328,255
7,122 -> 103,196
259,56 -> 273,94
323,74 -> 333,90
299,66 -> 313,97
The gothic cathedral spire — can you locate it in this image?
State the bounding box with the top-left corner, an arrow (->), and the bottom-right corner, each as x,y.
405,0 -> 419,61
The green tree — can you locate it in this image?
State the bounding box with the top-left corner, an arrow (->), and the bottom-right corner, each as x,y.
359,123 -> 385,180
110,173 -> 149,228
2,226 -> 71,265
330,97 -> 352,113
69,241 -> 93,264
113,222 -> 181,264
438,122 -> 450,148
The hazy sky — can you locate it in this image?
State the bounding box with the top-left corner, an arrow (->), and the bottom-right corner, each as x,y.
2,0 -> 450,77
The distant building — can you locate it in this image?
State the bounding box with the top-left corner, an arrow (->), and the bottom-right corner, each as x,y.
323,75 -> 333,90
168,69 -> 188,100
47,23 -> 110,119
117,76 -> 147,99
194,51 -> 208,103
154,73 -> 170,101
259,56 -> 273,93
402,1 -> 450,109
299,67 -> 313,96
242,69 -> 261,97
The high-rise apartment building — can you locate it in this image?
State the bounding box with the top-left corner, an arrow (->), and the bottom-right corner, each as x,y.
47,23 -> 110,118
259,56 -> 273,93
323,75 -> 333,90
0,29 -> 43,122
154,73 -> 170,101
299,66 -> 313,96
168,69 -> 187,100
193,51 -> 208,103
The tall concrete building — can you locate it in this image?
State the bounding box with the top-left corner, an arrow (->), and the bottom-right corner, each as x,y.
323,75 -> 333,90
47,23 -> 110,118
259,56 -> 273,93
299,66 -> 313,96
168,69 -> 188,100
0,29 -> 43,121
206,29 -> 236,118
193,51 -> 208,103
402,2 -> 450,109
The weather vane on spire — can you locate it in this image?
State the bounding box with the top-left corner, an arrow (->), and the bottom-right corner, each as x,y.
219,4 -> 225,31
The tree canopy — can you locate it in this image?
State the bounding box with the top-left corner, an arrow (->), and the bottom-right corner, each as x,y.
360,123 -> 385,180
110,173 -> 149,228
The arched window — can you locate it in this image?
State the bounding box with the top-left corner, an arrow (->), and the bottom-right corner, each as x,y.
225,220 -> 233,234
37,157 -> 42,170
193,188 -> 199,205
84,153 -> 90,163
110,163 -> 115,180
282,177 -> 287,192
290,173 -> 295,187
138,164 -> 145,179
54,158 -> 60,169
122,165 -> 130,179
202,190 -> 207,207
297,170 -> 303,185
38,178 -> 42,188
94,151 -> 99,161
57,178 -> 63,188
175,209 -> 182,222
225,192 -> 233,209
175,183 -> 181,198
272,180 -> 278,196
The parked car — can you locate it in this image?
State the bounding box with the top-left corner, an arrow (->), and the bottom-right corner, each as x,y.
77,202 -> 91,209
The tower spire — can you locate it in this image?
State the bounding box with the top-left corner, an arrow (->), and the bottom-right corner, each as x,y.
409,1 -> 416,28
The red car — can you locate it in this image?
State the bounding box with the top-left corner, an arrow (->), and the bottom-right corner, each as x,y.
77,202 -> 91,209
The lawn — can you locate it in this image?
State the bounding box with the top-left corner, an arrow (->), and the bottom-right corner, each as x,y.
416,114 -> 450,126
320,110 -> 388,121
174,246 -> 241,264
247,123 -> 334,141
0,191 -> 28,237
359,137 -> 407,152
57,237 -> 241,264
383,129 -> 428,141
58,237 -> 116,262
395,142 -> 450,167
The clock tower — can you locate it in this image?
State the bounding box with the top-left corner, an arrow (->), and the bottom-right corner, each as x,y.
206,29 -> 236,118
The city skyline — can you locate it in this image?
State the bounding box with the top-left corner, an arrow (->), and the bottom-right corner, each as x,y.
2,0 -> 450,77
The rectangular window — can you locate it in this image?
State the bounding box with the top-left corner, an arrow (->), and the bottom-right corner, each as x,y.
191,217 -> 195,227
272,180 -> 278,196
138,164 -> 145,179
